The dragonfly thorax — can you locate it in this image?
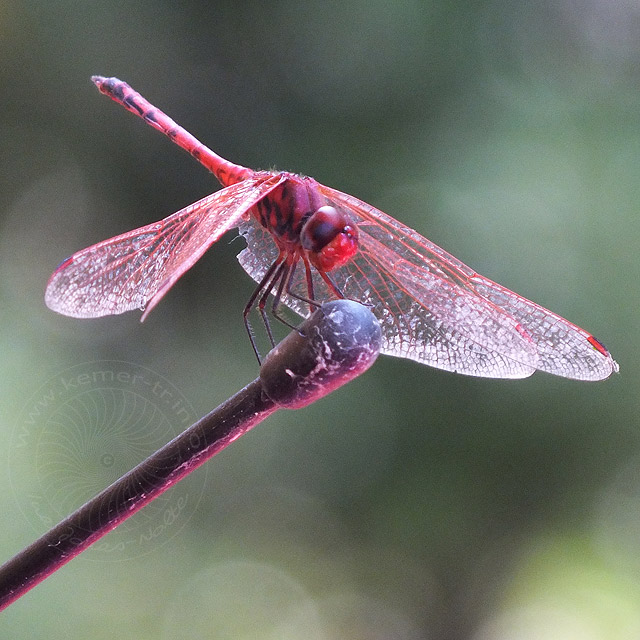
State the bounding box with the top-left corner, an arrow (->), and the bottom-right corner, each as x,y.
252,175 -> 358,272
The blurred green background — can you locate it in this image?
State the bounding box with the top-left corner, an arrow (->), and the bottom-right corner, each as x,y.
1,1 -> 638,638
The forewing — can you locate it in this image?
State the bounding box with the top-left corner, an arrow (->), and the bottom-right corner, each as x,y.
46,174 -> 285,319
319,185 -> 617,380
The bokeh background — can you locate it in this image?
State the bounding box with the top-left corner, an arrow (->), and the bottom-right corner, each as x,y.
1,1 -> 638,638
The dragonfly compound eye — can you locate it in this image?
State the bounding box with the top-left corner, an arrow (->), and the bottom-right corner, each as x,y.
302,205 -> 359,271
301,206 -> 343,252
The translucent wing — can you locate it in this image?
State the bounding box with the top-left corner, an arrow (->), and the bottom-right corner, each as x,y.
239,215 -> 538,378
46,173 -> 285,319
238,184 -> 617,380
321,186 -> 617,380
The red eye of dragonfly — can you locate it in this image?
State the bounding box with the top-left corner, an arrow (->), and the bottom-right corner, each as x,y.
45,76 -> 619,381
301,206 -> 359,272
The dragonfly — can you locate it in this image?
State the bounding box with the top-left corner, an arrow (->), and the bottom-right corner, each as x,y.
45,76 -> 618,381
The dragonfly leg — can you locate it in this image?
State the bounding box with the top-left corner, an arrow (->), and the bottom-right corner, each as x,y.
244,255 -> 352,364
257,261 -> 290,345
280,258 -> 322,310
282,263 -> 347,309
303,257 -> 316,315
268,260 -> 301,333
243,255 -> 284,363
318,270 -> 345,299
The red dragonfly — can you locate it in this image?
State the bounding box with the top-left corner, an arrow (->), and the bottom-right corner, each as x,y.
46,76 -> 618,381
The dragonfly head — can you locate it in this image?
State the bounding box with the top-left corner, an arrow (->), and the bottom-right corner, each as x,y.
301,205 -> 359,272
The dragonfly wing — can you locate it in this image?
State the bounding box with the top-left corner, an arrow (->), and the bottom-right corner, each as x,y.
318,185 -> 617,380
335,240 -> 538,378
469,276 -> 618,380
237,212 -> 537,378
46,174 -> 285,319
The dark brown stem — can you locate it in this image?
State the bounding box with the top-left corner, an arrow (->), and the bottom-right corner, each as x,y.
0,300 -> 381,610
